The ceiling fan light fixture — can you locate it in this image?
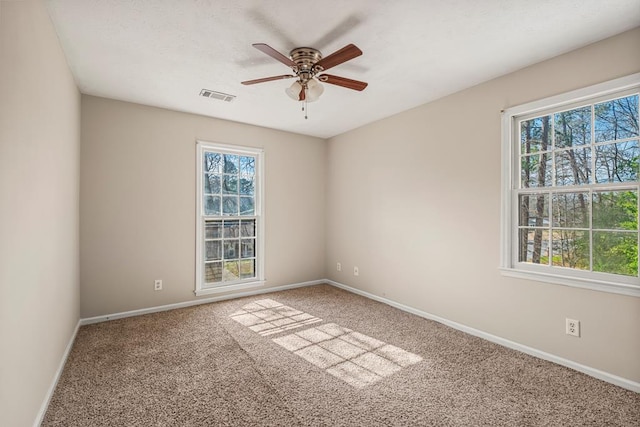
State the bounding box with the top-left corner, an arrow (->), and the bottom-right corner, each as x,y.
285,79 -> 324,102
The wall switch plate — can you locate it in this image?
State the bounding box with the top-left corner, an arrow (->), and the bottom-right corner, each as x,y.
566,318 -> 580,337
154,279 -> 163,291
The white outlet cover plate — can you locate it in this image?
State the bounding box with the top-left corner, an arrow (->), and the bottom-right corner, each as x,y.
566,318 -> 580,337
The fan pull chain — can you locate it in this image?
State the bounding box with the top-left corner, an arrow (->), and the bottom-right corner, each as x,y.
302,87 -> 308,119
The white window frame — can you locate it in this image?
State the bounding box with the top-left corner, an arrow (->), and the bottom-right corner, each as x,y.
500,73 -> 640,297
195,141 -> 265,296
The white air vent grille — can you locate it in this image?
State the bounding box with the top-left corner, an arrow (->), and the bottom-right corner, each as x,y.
200,89 -> 236,102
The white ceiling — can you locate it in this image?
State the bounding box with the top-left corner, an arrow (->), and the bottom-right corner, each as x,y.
45,0 -> 640,139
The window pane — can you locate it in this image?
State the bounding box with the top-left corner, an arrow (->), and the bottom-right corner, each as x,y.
239,176 -> 255,196
240,259 -> 255,279
239,197 -> 255,216
241,239 -> 255,258
223,220 -> 239,238
224,240 -> 239,259
520,116 -> 552,154
554,106 -> 591,148
205,221 -> 222,238
200,146 -> 261,289
551,230 -> 589,270
241,220 -> 255,237
239,156 -> 255,176
595,140 -> 639,183
594,95 -> 639,143
519,228 -> 549,264
509,87 -> 640,285
592,191 -> 638,230
593,231 -> 638,276
521,153 -> 551,188
204,196 -> 221,215
223,196 -> 238,215
224,154 -> 239,173
223,175 -> 238,194
203,218 -> 257,283
223,261 -> 239,281
205,241 -> 222,261
555,148 -> 591,186
519,193 -> 549,227
204,174 -> 221,194
204,152 -> 222,173
205,262 -> 222,283
552,192 -> 589,228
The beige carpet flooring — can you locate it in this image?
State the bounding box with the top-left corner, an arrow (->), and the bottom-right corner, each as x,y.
43,284 -> 640,426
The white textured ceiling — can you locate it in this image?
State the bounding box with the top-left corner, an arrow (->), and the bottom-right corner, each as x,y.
45,0 -> 640,139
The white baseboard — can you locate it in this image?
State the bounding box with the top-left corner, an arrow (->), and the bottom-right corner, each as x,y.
34,319 -> 81,427
80,279 -> 324,325
325,279 -> 640,394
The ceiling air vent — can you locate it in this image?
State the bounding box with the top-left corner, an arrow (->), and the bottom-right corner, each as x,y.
200,89 -> 236,102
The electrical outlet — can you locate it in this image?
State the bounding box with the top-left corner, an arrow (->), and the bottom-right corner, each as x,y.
337,262 -> 342,272
354,266 -> 359,276
154,279 -> 163,291
566,318 -> 580,337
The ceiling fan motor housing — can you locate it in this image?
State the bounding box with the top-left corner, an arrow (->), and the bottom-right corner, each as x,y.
289,47 -> 323,82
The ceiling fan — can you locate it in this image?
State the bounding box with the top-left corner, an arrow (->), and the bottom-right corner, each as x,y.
241,43 -> 368,113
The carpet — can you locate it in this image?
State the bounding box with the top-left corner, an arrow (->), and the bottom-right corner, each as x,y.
43,284 -> 640,426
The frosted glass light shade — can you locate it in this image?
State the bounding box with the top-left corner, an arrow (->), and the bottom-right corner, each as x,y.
305,79 -> 324,102
285,81 -> 303,101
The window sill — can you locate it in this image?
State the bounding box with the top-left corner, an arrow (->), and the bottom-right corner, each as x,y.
195,280 -> 265,297
499,268 -> 640,297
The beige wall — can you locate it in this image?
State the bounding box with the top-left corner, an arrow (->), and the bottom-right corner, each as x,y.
80,96 -> 326,318
326,28 -> 640,382
0,1 -> 81,426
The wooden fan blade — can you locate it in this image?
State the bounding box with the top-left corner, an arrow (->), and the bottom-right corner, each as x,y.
241,75 -> 295,85
318,74 -> 368,91
314,44 -> 362,72
252,43 -> 296,68
299,86 -> 305,101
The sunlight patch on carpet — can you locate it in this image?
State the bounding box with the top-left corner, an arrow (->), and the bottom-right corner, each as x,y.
273,323 -> 422,388
230,299 -> 422,388
230,299 -> 322,336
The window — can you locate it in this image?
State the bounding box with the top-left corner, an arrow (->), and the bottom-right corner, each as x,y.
196,141 -> 264,296
501,74 -> 640,296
